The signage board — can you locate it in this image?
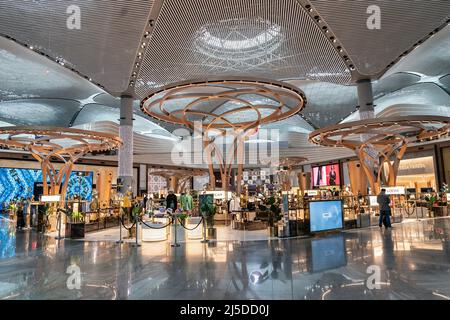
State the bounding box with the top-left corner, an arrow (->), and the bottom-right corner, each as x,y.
40,195 -> 61,203
384,186 -> 405,195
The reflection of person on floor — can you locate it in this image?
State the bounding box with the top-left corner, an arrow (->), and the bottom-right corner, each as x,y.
377,189 -> 392,229
16,203 -> 25,230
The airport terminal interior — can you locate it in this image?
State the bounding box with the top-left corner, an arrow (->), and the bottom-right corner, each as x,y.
0,0 -> 450,300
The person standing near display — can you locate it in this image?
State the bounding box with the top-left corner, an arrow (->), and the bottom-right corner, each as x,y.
166,190 -> 178,211
377,188 -> 392,229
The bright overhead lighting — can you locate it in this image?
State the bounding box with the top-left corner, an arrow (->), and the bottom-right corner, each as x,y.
198,24 -> 280,51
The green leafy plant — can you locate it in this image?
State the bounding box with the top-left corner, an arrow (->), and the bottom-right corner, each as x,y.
265,196 -> 282,227
200,201 -> 216,228
132,205 -> 143,218
177,213 -> 188,225
71,210 -> 84,223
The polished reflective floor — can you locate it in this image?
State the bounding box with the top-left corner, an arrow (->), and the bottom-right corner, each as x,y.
1,215 -> 450,300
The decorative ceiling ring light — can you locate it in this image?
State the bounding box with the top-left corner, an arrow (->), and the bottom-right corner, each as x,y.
141,78 -> 306,195
309,116 -> 450,194
0,126 -> 122,207
141,78 -> 306,130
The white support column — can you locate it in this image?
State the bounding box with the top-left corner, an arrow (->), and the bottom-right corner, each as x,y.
357,79 -> 374,120
118,95 -> 134,195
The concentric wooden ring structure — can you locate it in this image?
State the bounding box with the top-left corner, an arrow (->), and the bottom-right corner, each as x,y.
309,116 -> 450,194
276,156 -> 308,191
149,168 -> 208,194
0,126 -> 122,205
141,78 -> 306,196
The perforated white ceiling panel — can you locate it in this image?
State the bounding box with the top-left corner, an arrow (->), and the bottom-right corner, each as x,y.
136,0 -> 351,98
310,0 -> 450,76
0,0 -> 155,93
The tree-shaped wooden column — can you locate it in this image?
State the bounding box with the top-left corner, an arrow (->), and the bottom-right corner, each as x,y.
309,116 -> 450,194
141,78 -> 306,193
276,156 -> 308,191
0,126 -> 122,230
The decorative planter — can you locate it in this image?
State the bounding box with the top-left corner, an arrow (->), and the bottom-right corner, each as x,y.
65,222 -> 85,239
268,226 -> 278,237
206,227 -> 217,240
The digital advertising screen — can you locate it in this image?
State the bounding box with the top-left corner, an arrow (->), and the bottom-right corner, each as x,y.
0,167 -> 93,209
311,234 -> 347,273
309,200 -> 343,232
312,164 -> 340,187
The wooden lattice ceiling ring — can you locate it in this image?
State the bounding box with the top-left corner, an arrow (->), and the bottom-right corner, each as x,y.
150,168 -> 208,194
141,77 -> 307,195
309,116 -> 450,194
0,126 -> 122,205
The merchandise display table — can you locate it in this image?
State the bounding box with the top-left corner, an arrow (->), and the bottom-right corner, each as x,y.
186,216 -> 203,239
141,217 -> 170,242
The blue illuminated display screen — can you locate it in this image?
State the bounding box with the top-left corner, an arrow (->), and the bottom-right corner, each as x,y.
309,200 -> 343,232
0,167 -> 93,207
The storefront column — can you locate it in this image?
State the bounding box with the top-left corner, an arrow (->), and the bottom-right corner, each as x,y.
169,176 -> 179,193
118,95 -> 134,195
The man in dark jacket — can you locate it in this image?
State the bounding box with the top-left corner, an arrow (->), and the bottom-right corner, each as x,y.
377,188 -> 392,229
166,190 -> 178,211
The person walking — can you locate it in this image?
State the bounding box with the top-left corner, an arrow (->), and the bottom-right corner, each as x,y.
377,188 -> 392,229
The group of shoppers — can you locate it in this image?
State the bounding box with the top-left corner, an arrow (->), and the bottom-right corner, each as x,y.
2,198 -> 32,230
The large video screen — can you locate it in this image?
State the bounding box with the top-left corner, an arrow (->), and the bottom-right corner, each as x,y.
311,234 -> 346,273
312,164 -> 340,187
309,200 -> 343,232
0,168 -> 93,209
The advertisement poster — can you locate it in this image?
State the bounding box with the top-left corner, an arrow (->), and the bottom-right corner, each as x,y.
312,164 -> 340,187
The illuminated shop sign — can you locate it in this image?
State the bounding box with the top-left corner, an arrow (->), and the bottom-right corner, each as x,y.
384,186 -> 406,195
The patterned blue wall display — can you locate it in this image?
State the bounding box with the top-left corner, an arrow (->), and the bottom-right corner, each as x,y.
0,168 -> 93,208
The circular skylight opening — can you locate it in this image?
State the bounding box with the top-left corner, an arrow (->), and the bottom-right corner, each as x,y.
194,18 -> 283,61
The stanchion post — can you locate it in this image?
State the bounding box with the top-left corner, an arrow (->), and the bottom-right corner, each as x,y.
55,210 -> 63,240
171,214 -> 180,247
132,214 -> 141,247
201,216 -> 209,243
116,212 -> 124,244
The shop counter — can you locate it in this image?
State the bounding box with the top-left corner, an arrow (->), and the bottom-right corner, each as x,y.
141,218 -> 170,242
186,216 -> 203,239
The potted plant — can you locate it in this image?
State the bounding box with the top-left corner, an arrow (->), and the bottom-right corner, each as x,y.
266,196 -> 281,237
66,210 -> 85,239
171,210 -> 187,242
200,196 -> 216,240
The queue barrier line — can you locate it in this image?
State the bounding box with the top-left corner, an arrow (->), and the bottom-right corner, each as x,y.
139,216 -> 173,229
176,216 -> 204,231
119,215 -> 137,231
